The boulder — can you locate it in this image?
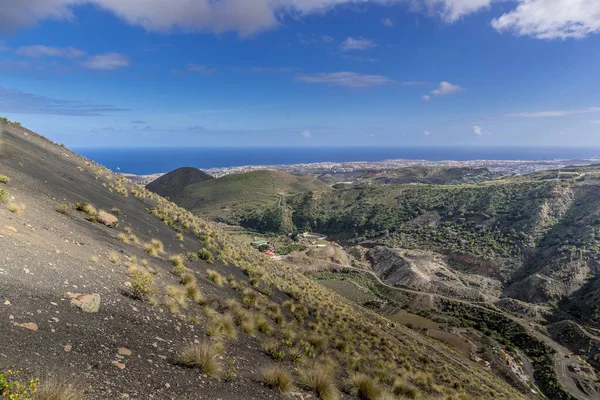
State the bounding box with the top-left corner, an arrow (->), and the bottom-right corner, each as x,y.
98,211 -> 119,228
68,293 -> 101,313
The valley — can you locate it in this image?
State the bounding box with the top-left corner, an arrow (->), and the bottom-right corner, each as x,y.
140,156 -> 600,400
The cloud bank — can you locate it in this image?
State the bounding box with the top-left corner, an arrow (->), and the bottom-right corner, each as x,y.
1,0 -> 598,39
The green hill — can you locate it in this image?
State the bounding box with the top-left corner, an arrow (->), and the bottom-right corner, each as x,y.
171,170 -> 332,227
146,166 -> 214,199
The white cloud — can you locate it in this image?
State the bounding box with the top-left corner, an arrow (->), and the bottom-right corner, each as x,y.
82,53 -> 130,70
381,17 -> 394,27
419,0 -> 492,23
8,0 -> 597,41
492,0 -> 600,40
432,81 -> 465,96
340,36 -> 377,51
505,106 -> 600,118
422,81 -> 465,100
9,0 -> 597,41
296,71 -> 393,88
424,130 -> 431,136
473,125 -> 491,136
16,45 -> 85,58
187,64 -> 218,74
301,130 -> 312,138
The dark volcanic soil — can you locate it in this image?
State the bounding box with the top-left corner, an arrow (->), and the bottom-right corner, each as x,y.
0,126 -> 298,399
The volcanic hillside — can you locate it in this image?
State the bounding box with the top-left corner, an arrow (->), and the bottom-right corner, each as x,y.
0,121 -> 526,399
146,167 -> 214,200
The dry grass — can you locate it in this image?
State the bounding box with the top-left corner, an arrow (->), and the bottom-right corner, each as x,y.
178,341 -> 223,377
145,239 -> 164,256
262,365 -> 294,394
207,269 -> 225,286
208,312 -> 237,339
7,202 -> 25,214
392,378 -> 417,398
108,251 -> 120,264
297,363 -> 339,400
36,377 -> 84,400
0,175 -> 10,184
167,285 -> 188,309
347,373 -> 383,400
57,203 -> 70,214
185,283 -> 205,303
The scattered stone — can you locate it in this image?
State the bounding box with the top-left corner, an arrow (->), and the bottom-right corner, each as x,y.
68,293 -> 101,313
4,226 -> 17,233
64,345 -> 72,352
3,300 -> 10,305
97,211 -> 119,228
13,322 -> 38,331
117,347 -> 132,356
112,361 -> 126,370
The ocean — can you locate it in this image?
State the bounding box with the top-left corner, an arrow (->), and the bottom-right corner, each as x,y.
74,146 -> 600,175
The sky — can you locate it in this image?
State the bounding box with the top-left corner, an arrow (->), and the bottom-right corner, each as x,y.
0,0 -> 599,148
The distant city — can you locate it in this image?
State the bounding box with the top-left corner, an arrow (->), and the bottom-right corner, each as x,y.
125,157 -> 599,184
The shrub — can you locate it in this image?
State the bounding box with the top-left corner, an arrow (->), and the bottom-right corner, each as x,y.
0,189 -> 7,204
262,366 -> 294,394
198,248 -> 214,264
111,207 -> 121,216
347,373 -> 383,400
0,175 -> 10,184
297,363 -> 339,400
57,203 -> 70,214
207,269 -> 225,286
177,342 -> 223,377
0,369 -> 38,399
129,269 -> 156,300
118,233 -> 130,243
176,233 -> 184,241
75,202 -> 97,217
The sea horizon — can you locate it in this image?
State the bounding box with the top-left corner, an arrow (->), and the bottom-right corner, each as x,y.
75,146 -> 600,175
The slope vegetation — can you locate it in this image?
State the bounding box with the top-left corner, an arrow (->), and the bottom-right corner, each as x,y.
0,121 -> 526,399
154,169 -> 332,227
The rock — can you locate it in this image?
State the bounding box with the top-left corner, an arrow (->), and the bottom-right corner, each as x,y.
117,347 -> 132,356
112,361 -> 126,370
64,344 -> 72,352
13,322 -> 38,331
3,300 -> 10,305
68,293 -> 101,313
97,211 -> 119,228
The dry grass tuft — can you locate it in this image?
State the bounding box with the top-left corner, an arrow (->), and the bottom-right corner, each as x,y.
129,268 -> 156,300
108,251 -> 120,264
262,365 -> 294,394
145,239 -> 164,256
178,341 -> 223,377
7,202 -> 25,214
207,269 -> 225,286
347,373 -> 383,400
36,377 -> 84,400
297,363 -> 339,400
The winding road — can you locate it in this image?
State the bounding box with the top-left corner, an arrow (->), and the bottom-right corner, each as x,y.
334,265 -> 592,400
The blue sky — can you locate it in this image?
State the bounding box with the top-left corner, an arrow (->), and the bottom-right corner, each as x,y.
0,0 -> 599,147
